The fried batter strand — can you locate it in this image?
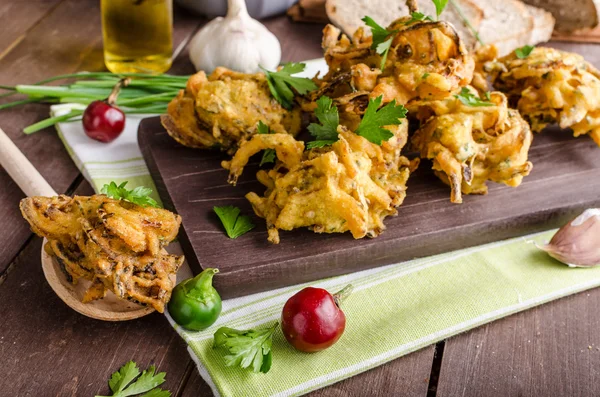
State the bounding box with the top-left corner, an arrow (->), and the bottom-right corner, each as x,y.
161,67 -> 302,153
408,91 -> 533,203
20,195 -> 183,312
223,124 -> 417,244
485,46 -> 600,146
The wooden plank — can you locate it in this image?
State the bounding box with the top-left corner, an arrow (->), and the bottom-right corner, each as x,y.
0,0 -> 63,58
436,287 -> 600,397
181,346 -> 436,397
139,116 -> 600,299
0,1 -> 202,278
0,180 -> 192,396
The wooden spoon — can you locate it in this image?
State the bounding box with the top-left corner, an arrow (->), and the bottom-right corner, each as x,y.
0,127 -> 167,321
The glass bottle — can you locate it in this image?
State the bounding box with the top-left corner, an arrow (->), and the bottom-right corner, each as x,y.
101,0 -> 173,74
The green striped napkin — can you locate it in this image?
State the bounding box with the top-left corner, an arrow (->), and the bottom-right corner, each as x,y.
50,60 -> 600,396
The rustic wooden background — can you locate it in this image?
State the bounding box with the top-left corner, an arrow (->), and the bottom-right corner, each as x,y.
1,1 -> 600,396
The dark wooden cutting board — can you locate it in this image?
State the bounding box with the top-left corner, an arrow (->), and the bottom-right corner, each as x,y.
139,116 -> 600,299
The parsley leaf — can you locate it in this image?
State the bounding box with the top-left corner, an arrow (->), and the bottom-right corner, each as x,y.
108,361 -> 140,394
362,16 -> 398,70
407,11 -> 434,23
515,45 -> 535,59
432,0 -> 449,20
101,181 -> 159,208
213,323 -> 278,374
307,96 -> 339,149
214,206 -> 255,239
96,362 -> 170,397
257,121 -> 276,166
356,96 -> 407,145
454,87 -> 494,107
262,63 -> 318,109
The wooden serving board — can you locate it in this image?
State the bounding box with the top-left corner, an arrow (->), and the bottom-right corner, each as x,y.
140,116 -> 600,299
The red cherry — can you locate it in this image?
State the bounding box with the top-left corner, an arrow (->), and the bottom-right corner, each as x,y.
281,284 -> 352,353
82,100 -> 125,143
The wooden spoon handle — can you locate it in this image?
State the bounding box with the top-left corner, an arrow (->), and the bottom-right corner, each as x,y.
0,127 -> 57,196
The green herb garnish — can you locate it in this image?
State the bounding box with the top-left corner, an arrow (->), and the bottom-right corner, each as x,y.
455,87 -> 494,107
307,96 -> 340,149
214,206 -> 255,239
257,121 -> 276,166
407,11 -> 434,23
101,181 -> 159,208
95,361 -> 170,397
262,63 -> 318,109
432,0 -> 449,20
356,95 -> 407,145
362,16 -> 398,71
515,45 -> 535,59
213,323 -> 278,374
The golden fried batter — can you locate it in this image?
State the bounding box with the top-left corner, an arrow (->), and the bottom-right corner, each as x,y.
408,91 -> 533,203
308,17 -> 474,111
223,124 -> 417,244
20,195 -> 183,312
485,47 -> 600,146
162,67 -> 302,153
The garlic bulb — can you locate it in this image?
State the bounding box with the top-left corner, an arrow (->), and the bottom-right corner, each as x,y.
538,209 -> 600,267
188,0 -> 281,73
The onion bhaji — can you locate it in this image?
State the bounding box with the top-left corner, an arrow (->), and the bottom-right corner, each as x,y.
222,124 -> 418,244
484,47 -> 600,146
306,16 -> 474,112
161,67 -> 302,154
408,90 -> 533,203
20,195 -> 183,312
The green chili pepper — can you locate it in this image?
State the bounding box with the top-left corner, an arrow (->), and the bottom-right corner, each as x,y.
168,268 -> 222,331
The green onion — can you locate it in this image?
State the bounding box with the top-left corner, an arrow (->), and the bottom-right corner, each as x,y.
1,72 -> 190,134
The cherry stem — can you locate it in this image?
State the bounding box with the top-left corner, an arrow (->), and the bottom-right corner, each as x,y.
333,284 -> 353,307
107,78 -> 131,106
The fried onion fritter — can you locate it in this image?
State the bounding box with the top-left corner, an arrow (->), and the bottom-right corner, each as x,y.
161,67 -> 302,154
485,47 -> 600,146
306,17 -> 474,112
20,195 -> 183,312
223,124 -> 418,244
408,91 -> 533,203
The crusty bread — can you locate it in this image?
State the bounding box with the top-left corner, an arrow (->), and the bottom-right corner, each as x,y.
468,0 -> 532,55
325,0 -> 555,56
526,5 -> 556,45
325,0 -> 484,49
522,0 -> 600,32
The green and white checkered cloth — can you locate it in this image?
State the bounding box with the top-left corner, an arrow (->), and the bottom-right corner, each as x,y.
51,60 -> 600,397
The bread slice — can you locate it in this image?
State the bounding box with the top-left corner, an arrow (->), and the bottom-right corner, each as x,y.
521,0 -> 600,32
325,0 -> 484,49
526,5 -> 555,45
467,0 -> 533,56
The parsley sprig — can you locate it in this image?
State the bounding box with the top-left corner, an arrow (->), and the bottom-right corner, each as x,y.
95,361 -> 170,397
432,0 -> 449,20
101,181 -> 159,208
262,63 -> 318,109
362,16 -> 398,71
257,121 -> 276,166
214,206 -> 255,239
213,323 -> 278,374
307,96 -> 340,149
356,96 -> 407,145
454,87 -> 494,107
515,45 -> 535,59
407,11 -> 434,23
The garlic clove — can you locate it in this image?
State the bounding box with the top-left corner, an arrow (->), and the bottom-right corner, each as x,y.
538,209 -> 600,267
188,0 -> 281,74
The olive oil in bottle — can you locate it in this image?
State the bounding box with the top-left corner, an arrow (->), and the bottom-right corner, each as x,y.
101,0 -> 173,74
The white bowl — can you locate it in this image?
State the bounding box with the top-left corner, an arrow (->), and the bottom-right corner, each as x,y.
175,0 -> 296,19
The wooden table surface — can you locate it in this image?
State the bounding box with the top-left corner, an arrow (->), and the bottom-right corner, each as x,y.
1,2 -> 600,396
